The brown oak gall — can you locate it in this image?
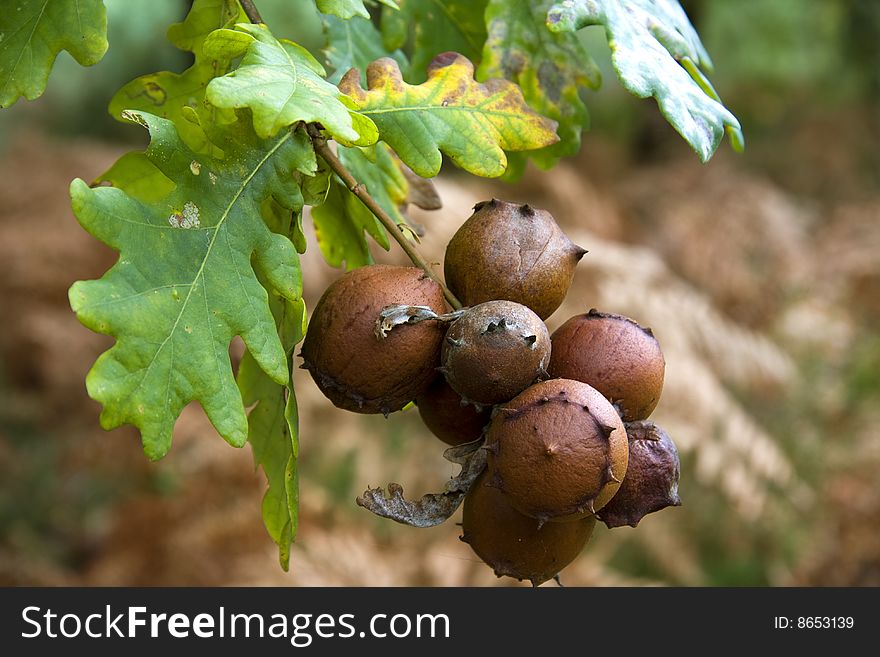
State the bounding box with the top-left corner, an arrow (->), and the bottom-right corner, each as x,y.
300,265 -> 446,415
415,376 -> 492,446
485,378 -> 628,524
444,199 -> 586,320
441,300 -> 550,406
461,469 -> 596,586
597,420 -> 682,528
548,309 -> 665,421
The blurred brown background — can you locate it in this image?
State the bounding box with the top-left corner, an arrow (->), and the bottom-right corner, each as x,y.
0,0 -> 878,586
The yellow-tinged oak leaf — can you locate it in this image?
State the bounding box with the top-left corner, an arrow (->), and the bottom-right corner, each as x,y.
478,0 -> 601,172
339,52 -> 559,178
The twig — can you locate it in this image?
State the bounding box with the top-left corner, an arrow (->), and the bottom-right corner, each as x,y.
239,0 -> 263,24
307,124 -> 463,310
235,5 -> 459,309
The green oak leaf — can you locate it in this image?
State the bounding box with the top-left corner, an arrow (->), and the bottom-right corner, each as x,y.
478,0 -> 601,172
240,345 -> 300,571
381,0 -> 486,83
338,52 -> 559,178
96,152 -> 175,203
205,22 -> 377,147
338,143 -> 406,244
166,0 -> 244,53
262,157 -> 331,257
69,111 -> 313,460
0,0 -> 108,107
547,0 -> 743,161
109,0 -> 245,156
317,0 -> 399,21
296,160 -> 332,209
322,14 -> 407,85
239,198 -> 306,571
310,135 -> 429,271
262,197 -> 306,255
311,180 -> 374,270
312,141 -> 436,271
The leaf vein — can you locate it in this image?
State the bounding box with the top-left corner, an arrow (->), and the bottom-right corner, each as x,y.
5,0 -> 50,95
126,131 -> 292,406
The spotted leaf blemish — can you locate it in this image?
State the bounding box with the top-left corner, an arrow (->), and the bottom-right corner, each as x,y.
169,201 -> 201,229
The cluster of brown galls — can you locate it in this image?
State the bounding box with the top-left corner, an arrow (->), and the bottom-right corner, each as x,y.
300,199 -> 681,586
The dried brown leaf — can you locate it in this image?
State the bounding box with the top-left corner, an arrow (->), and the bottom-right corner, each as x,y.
356,438 -> 487,527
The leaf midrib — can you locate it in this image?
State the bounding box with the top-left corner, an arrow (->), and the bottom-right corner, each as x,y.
134,130 -> 293,395
1,0 -> 50,96
359,104 -> 533,119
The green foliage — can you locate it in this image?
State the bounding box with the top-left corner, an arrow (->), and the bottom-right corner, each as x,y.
109,0 -> 245,156
96,152 -> 175,203
311,181 -> 374,269
478,0 -> 601,172
547,0 -> 743,160
0,1 -> 185,145
317,0 -> 368,20
0,0 -> 108,107
311,141 -> 409,269
205,22 -> 377,146
339,52 -> 559,177
0,0 -> 745,569
322,14 -> 407,84
382,0 -> 487,82
700,0 -> 854,95
339,143 -> 407,235
69,111 -> 309,460
238,286 -> 306,571
317,0 -> 399,21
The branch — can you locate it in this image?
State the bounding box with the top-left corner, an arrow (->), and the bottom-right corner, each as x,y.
307,124 -> 463,310
234,7 -> 460,309
239,0 -> 263,24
